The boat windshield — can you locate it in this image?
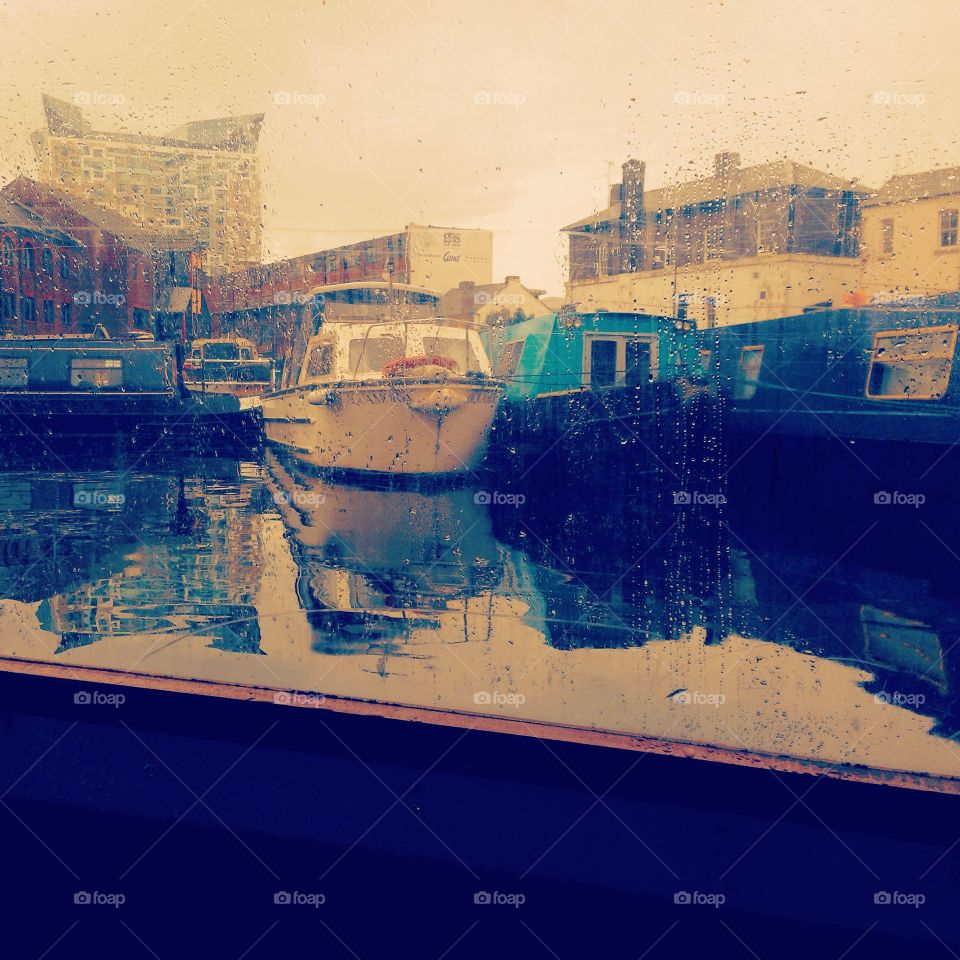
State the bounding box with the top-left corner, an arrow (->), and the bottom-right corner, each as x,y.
203,342 -> 241,360
348,335 -> 404,374
421,335 -> 480,373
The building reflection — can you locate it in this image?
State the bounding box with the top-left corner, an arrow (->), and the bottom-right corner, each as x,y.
0,462 -> 267,655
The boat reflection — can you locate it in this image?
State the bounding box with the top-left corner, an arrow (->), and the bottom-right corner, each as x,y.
264,450 -> 514,658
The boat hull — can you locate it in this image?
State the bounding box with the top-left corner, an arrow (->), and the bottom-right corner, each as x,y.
261,379 -> 501,475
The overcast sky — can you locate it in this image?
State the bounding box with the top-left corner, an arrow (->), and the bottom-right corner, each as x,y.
1,0 -> 958,293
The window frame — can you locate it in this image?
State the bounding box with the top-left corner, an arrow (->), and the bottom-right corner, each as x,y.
734,345 -> 765,400
865,324 -> 957,402
940,209 -> 958,248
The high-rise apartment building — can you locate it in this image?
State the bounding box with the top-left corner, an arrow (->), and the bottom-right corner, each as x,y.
32,94 -> 263,272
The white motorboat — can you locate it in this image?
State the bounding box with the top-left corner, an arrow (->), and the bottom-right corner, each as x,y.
260,283 -> 502,475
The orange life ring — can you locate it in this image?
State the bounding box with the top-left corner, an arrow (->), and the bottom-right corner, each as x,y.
382,355 -> 458,377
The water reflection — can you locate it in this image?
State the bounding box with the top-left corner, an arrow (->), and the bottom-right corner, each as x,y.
0,452 -> 958,786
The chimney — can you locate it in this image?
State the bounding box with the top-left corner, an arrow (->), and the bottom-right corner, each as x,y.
458,280 -> 476,290
714,151 -> 741,180
505,275 -> 520,283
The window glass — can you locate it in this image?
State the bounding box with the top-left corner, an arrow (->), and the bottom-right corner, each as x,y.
348,335 -> 404,373
867,326 -> 956,400
421,335 -> 478,373
589,339 -> 617,388
734,345 -> 765,399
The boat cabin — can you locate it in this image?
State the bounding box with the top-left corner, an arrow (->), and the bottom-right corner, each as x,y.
483,310 -> 698,403
281,318 -> 493,390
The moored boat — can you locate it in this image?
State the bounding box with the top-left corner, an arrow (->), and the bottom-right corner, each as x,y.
260,283 -> 503,476
182,336 -> 275,398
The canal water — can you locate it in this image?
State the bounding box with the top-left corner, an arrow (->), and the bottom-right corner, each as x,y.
1,445 -> 958,788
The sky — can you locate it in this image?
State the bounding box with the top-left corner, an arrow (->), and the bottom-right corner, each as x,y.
0,0 -> 958,294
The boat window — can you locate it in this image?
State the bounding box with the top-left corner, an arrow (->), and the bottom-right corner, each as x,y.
70,358 -> 122,389
203,342 -> 240,360
866,325 -> 957,400
625,339 -> 652,388
349,335 -> 404,373
421,336 -> 479,373
0,357 -> 28,388
306,343 -> 333,378
590,339 -> 617,388
734,345 -> 764,400
494,340 -> 524,379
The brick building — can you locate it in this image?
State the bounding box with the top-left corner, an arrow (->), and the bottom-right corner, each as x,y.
2,177 -> 202,338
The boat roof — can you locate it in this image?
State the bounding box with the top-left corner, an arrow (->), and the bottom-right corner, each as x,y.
302,281 -> 442,299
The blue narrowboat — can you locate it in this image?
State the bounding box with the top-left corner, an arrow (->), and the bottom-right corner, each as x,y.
482,310 -> 701,478
704,294 -> 960,504
0,330 -> 260,444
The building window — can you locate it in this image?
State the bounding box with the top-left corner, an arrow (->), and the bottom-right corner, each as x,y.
20,296 -> 36,323
881,218 -> 894,256
62,302 -> 72,329
866,325 -> 957,400
704,225 -> 725,261
43,300 -> 54,325
677,292 -> 689,323
21,243 -> 35,273
756,219 -> 778,254
734,345 -> 765,400
699,349 -> 712,373
41,248 -> 53,273
940,210 -> 959,248
705,296 -> 717,329
59,253 -> 70,279
2,237 -> 14,267
1,292 -> 15,320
